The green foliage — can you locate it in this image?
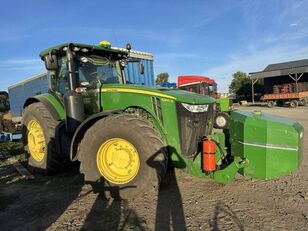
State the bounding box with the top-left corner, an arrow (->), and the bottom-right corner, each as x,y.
229,71 -> 249,94
155,72 -> 169,84
0,92 -> 9,113
229,71 -> 263,100
0,142 -> 24,156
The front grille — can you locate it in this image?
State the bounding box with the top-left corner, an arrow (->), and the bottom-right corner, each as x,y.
176,102 -> 214,157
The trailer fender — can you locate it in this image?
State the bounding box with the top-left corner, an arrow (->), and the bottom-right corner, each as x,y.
70,110 -> 123,161
23,94 -> 65,121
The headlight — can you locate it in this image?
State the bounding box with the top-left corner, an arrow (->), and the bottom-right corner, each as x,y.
181,103 -> 209,112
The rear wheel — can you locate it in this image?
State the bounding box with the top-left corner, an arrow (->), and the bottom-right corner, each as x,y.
214,112 -> 230,129
78,114 -> 168,199
290,100 -> 298,108
22,103 -> 68,173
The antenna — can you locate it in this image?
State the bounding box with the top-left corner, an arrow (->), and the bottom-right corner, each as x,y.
112,30 -> 119,48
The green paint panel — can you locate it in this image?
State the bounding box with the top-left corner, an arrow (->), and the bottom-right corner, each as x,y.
216,98 -> 232,112
37,93 -> 65,120
101,84 -> 216,169
230,110 -> 304,180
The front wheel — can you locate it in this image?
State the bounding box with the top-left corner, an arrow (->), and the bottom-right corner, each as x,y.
214,112 -> 230,129
78,114 -> 168,199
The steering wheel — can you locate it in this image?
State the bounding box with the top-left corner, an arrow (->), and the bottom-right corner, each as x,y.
88,71 -> 105,85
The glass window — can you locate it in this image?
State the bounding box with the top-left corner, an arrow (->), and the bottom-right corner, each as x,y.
52,57 -> 68,96
79,56 -> 120,87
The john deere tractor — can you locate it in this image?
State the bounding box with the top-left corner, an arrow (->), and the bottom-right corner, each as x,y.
21,41 -> 304,199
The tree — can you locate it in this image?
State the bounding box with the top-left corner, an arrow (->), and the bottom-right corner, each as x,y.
229,71 -> 263,100
155,72 -> 169,84
229,71 -> 249,94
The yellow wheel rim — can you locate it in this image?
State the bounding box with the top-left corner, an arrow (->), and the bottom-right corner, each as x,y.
96,138 -> 140,185
27,120 -> 45,162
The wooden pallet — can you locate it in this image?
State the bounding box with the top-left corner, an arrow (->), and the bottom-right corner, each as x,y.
0,151 -> 34,180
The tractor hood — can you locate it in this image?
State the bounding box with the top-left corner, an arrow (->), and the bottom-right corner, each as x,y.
101,84 -> 216,104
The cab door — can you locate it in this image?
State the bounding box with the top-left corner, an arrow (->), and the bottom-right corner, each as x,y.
78,63 -> 101,116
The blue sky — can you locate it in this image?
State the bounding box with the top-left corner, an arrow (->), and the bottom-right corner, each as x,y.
1,0 -> 308,92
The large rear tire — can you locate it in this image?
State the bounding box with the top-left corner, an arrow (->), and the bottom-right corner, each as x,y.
78,114 -> 168,199
22,102 -> 68,173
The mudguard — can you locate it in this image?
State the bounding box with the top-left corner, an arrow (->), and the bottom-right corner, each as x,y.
70,110 -> 123,161
23,93 -> 65,121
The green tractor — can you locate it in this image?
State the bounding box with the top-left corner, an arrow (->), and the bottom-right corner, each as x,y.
21,42 -> 304,199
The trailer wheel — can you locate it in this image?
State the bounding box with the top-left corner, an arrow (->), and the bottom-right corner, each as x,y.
290,100 -> 298,108
78,114 -> 168,199
22,102 -> 68,173
299,98 -> 306,106
214,112 -> 230,129
267,101 -> 275,108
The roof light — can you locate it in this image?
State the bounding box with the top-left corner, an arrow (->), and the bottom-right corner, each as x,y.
99,40 -> 111,49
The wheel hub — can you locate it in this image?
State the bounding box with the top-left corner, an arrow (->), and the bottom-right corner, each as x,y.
96,138 -> 140,184
27,120 -> 45,162
216,116 -> 226,127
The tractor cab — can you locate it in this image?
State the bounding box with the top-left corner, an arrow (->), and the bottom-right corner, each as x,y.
40,41 -> 144,116
178,75 -> 218,98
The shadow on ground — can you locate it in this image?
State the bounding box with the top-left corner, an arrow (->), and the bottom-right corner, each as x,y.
210,201 -> 244,231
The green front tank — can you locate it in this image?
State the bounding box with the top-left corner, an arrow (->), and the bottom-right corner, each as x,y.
229,110 -> 304,180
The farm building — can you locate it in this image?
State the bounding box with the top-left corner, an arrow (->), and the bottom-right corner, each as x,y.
249,59 -> 308,106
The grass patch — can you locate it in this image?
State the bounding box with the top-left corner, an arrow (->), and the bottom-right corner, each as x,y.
0,142 -> 24,155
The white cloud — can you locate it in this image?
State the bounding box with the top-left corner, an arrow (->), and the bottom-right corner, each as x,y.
289,23 -> 298,27
156,53 -> 207,60
206,44 -> 308,92
3,58 -> 41,65
1,58 -> 44,72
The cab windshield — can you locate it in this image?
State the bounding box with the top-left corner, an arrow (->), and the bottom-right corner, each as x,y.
79,56 -> 121,86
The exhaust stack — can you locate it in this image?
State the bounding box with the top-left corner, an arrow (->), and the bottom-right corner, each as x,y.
64,44 -> 84,133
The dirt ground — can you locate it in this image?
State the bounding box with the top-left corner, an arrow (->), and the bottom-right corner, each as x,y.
0,106 -> 308,231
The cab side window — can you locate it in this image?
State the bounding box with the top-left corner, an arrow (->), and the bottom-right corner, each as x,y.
56,58 -> 68,95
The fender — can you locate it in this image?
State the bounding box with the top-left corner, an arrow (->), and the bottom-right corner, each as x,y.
23,93 -> 65,121
70,110 -> 123,161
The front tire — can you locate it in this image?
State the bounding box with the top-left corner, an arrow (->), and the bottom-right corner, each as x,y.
22,102 -> 68,173
214,112 -> 230,129
78,114 -> 168,199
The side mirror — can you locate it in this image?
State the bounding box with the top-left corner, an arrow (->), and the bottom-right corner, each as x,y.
44,54 -> 58,70
139,63 -> 144,75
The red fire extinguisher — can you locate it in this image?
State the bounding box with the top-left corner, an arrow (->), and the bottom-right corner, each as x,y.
203,139 -> 216,172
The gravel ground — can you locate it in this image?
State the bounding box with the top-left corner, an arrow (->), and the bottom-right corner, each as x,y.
0,106 -> 307,231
